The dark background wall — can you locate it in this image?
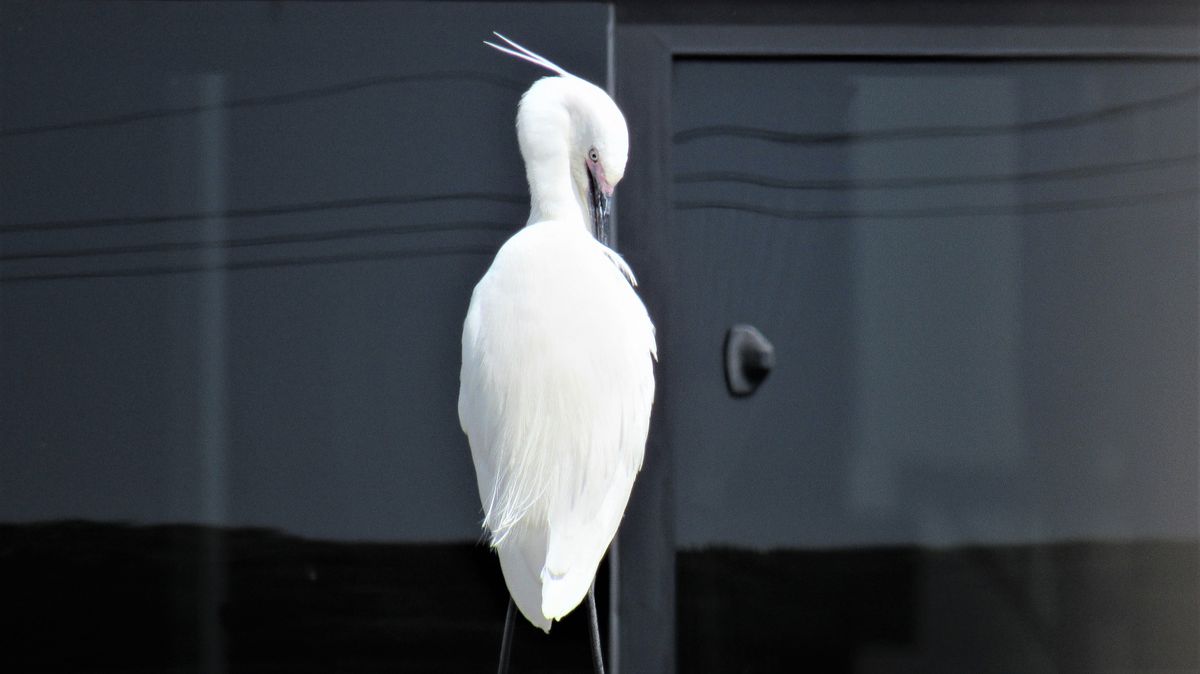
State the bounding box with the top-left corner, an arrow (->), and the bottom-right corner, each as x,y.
1,4 -> 616,670
661,57 -> 1198,671
1,0 -> 609,543
668,58 -> 1198,550
1,1 -> 1198,672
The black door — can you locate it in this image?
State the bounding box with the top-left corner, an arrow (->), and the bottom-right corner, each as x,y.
616,13 -> 1199,674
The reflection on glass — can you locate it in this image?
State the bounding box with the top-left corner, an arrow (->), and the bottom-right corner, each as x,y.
671,58 -> 1198,672
0,2 -> 612,672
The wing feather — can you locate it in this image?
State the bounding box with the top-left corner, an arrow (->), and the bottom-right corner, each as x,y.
458,221 -> 655,630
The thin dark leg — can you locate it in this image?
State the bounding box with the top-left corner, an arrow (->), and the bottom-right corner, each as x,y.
497,598 -> 515,674
587,580 -> 605,674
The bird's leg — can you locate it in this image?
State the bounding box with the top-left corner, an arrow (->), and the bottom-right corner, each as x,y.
497,598 -> 515,674
587,580 -> 605,674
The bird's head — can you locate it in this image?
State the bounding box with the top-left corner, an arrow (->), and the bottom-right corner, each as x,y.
519,75 -> 627,245
487,34 -> 629,245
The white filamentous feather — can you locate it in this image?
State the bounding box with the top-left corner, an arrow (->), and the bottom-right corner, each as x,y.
483,32 -> 570,77
459,35 -> 654,634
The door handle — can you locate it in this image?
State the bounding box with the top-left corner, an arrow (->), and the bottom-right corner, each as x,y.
724,324 -> 775,397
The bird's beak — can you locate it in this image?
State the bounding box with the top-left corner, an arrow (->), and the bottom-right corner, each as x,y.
587,163 -> 613,247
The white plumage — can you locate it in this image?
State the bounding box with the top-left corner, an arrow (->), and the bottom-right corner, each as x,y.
459,36 -> 655,632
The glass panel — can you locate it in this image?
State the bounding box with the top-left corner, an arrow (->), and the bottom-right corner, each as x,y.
671,58 -> 1198,673
0,2 -> 610,671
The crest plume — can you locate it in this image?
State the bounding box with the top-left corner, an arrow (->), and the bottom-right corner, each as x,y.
484,32 -> 571,77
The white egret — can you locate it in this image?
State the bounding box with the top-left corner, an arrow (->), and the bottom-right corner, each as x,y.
458,34 -> 656,673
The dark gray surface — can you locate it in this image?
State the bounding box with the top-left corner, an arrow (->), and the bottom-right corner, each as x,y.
669,58 -> 1199,549
613,27 -> 678,674
615,17 -> 1197,672
617,0 -> 1200,28
3,3 -> 1199,671
667,54 -> 1198,674
0,0 -> 611,542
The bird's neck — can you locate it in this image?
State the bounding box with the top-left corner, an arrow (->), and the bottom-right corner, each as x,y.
525,152 -> 589,228
517,78 -> 590,229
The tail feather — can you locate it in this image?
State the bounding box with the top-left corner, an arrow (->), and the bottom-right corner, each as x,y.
540,564 -> 598,621
495,524 -> 553,633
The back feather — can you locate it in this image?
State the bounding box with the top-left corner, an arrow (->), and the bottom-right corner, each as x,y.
459,222 -> 655,630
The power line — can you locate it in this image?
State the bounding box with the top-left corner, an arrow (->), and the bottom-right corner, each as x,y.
675,153 -> 1199,191
0,220 -> 516,264
0,192 -> 525,235
675,187 -> 1198,222
0,71 -> 524,140
673,84 -> 1200,145
0,244 -> 499,285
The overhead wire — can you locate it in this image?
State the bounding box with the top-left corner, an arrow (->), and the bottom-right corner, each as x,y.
4,72 -> 1196,282
0,71 -> 524,140
674,153 -> 1199,191
675,187 -> 1198,222
0,244 -> 500,285
0,193 -> 525,235
0,220 -> 516,264
672,84 -> 1200,145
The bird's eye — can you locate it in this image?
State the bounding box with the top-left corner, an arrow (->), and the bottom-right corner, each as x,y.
588,148 -> 599,163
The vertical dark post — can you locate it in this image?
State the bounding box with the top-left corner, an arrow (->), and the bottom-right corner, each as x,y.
613,25 -> 676,674
196,73 -> 229,674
